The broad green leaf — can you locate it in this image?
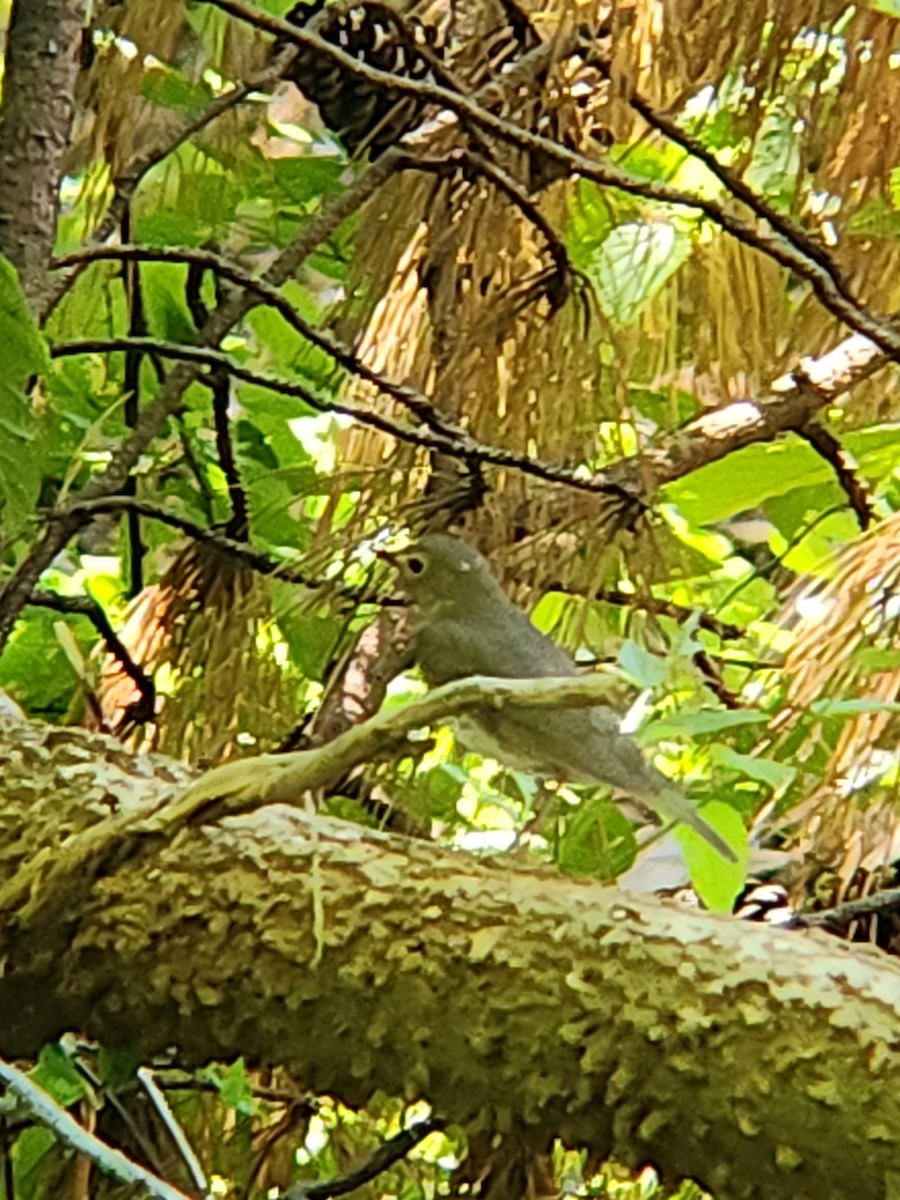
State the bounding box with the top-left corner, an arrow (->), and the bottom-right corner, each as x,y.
677,802 -> 747,912
665,438 -> 828,524
585,222 -> 693,326
11,1127 -> 56,1185
0,256 -> 48,531
556,799 -> 637,880
30,1044 -> 87,1106
618,638 -> 667,688
218,1059 -> 256,1116
0,610 -> 87,717
744,113 -> 801,210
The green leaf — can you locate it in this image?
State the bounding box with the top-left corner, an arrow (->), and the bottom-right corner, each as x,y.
642,709 -> 767,738
98,1045 -> 142,1090
273,158 -> 345,205
711,745 -> 797,788
0,610 -> 87,717
556,799 -> 637,880
141,67 -> 214,112
31,1044 -> 87,1106
216,1059 -> 256,1116
0,256 -> 49,531
811,698 -> 900,717
676,802 -> 747,912
12,1126 -> 56,1184
665,438 -> 828,524
853,647 -> 900,673
618,639 -> 667,688
585,222 -> 693,326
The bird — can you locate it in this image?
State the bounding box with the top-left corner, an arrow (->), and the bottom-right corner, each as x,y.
384,533 -> 738,862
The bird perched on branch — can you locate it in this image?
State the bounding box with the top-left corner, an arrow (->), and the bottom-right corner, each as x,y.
385,533 -> 738,862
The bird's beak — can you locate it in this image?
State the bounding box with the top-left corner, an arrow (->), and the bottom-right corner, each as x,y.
376,547 -> 401,569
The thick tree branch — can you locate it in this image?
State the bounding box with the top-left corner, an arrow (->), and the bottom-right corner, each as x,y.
0,673 -> 628,928
604,333 -> 889,496
1,716 -> 899,1200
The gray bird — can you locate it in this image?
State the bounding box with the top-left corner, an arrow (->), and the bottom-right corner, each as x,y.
386,533 -> 737,862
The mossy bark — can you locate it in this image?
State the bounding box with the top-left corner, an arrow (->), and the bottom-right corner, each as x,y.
2,714 -> 899,1200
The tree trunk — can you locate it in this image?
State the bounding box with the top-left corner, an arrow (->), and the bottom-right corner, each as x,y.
0,0 -> 86,312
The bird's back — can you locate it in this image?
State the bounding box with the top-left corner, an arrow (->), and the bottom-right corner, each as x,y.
414,593 -> 668,796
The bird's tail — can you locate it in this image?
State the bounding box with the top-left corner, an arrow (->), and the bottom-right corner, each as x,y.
656,789 -> 739,863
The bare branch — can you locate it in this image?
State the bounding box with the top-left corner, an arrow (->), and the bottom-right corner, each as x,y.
43,46 -> 298,318
50,334 -> 642,501
0,1056 -> 193,1200
282,1117 -> 441,1200
207,0 -> 900,362
26,590 -> 156,724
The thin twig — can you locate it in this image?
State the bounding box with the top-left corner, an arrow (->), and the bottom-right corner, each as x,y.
137,1068 -> 210,1198
796,886 -> 900,929
26,591 -> 155,723
50,334 -> 641,501
798,421 -> 876,530
0,1057 -> 192,1200
282,1117 -> 441,1200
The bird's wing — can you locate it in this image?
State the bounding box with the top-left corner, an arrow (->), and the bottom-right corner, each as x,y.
415,598 -> 578,683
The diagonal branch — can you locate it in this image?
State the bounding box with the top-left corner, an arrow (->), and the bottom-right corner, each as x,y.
283,1117 -> 442,1200
43,46 -> 298,318
207,0 -> 900,362
2,672 -> 626,929
50,335 -> 642,502
0,1056 -> 192,1200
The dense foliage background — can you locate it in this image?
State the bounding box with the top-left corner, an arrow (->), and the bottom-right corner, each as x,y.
3,0 -> 900,1196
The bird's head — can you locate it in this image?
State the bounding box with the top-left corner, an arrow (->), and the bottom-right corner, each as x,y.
382,534 -> 505,615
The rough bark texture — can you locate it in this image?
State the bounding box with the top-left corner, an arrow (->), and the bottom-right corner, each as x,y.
2,712 -> 900,1200
0,0 -> 86,311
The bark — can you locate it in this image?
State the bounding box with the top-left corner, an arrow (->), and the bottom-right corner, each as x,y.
0,0 -> 86,312
2,711 -> 900,1200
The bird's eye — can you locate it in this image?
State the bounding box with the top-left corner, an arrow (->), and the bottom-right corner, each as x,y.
406,555 -> 425,575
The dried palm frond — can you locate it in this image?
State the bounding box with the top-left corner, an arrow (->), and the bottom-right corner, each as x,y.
770,511 -> 900,886
97,540 -> 301,764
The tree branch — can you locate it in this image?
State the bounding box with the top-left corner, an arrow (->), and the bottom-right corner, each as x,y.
0,672 -> 629,930
1,716 -> 899,1200
207,0 -> 900,363
283,1117 -> 441,1200
0,1056 -> 192,1200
